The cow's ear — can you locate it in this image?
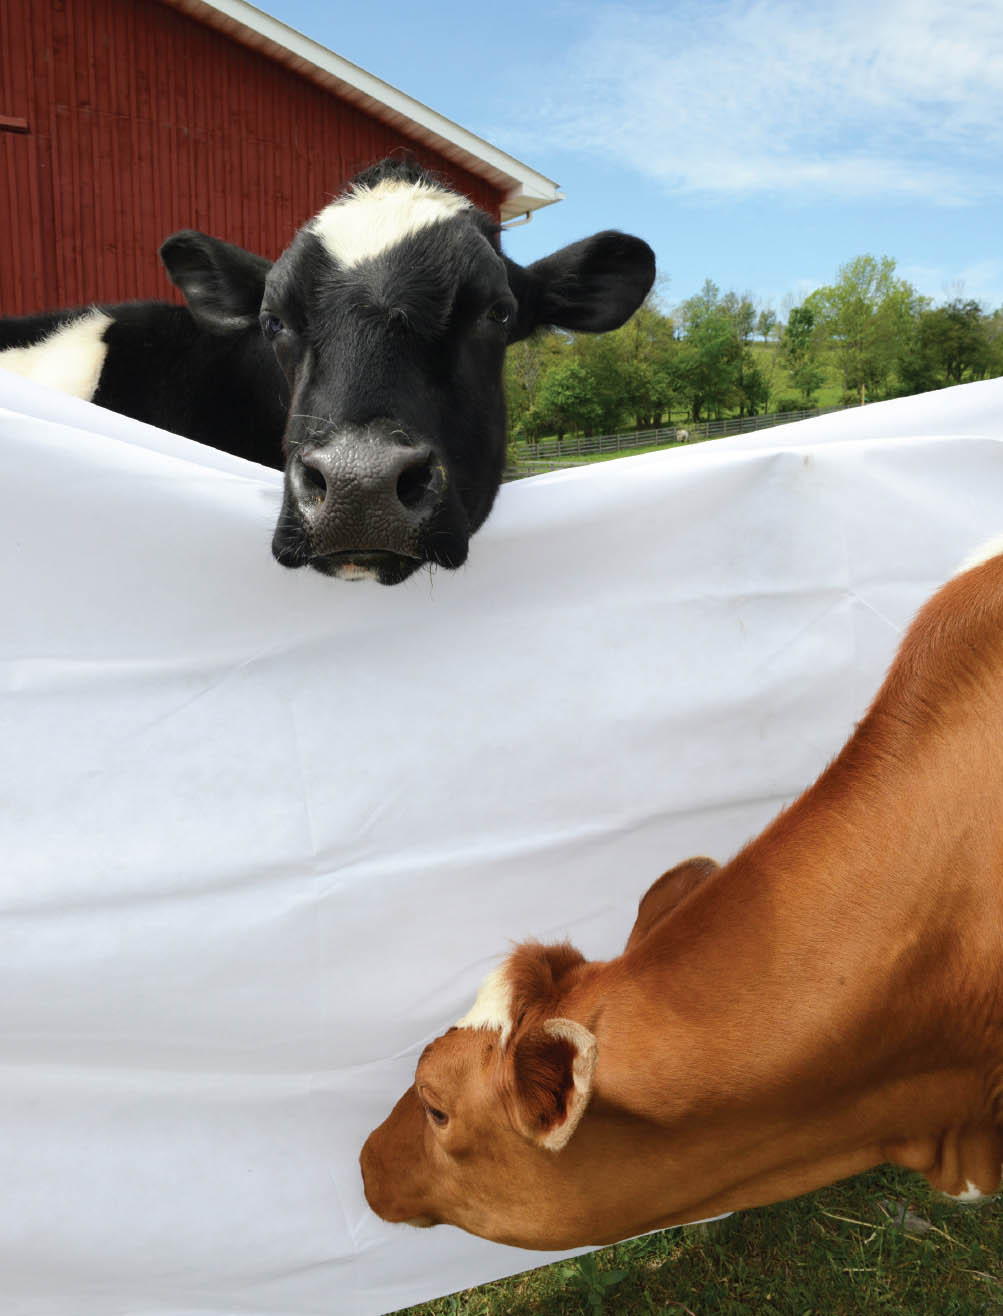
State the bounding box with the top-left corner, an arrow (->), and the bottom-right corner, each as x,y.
160,231 -> 271,335
509,1018 -> 597,1151
509,232 -> 655,341
625,856 -> 720,953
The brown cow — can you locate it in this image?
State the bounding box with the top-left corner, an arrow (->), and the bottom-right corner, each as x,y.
360,548 -> 1003,1250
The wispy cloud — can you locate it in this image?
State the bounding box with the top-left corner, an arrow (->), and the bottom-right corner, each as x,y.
505,0 -> 1003,203
899,258 -> 1003,304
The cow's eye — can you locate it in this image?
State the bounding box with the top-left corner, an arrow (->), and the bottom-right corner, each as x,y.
426,1105 -> 449,1128
486,302 -> 511,326
260,313 -> 286,340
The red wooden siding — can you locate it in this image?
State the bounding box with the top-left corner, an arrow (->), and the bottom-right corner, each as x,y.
1,131 -> 45,312
0,0 -> 503,316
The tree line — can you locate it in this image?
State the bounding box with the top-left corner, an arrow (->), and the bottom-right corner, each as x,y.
505,254 -> 1003,443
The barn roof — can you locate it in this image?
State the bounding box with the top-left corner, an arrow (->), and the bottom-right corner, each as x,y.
161,0 -> 564,221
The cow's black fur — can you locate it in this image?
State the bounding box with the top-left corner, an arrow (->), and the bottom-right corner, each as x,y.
0,297 -> 287,470
1,158 -> 655,585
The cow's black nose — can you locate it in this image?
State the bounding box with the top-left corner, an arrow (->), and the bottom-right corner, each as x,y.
290,431 -> 444,558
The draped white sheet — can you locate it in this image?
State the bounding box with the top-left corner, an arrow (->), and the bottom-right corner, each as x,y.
2,372 -> 1003,1315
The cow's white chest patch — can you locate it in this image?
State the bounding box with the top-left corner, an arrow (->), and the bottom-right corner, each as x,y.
0,309 -> 112,401
311,178 -> 471,270
457,963 -> 514,1046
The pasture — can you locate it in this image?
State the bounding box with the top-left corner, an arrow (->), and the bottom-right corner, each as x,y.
395,1168 -> 1003,1314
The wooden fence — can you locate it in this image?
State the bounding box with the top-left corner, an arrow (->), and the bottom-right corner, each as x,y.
511,404 -> 852,471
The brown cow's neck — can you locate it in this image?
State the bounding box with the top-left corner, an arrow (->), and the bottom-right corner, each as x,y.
555,659 -> 1003,1213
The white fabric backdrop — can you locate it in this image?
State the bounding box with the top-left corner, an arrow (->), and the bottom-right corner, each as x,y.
2,372 -> 1003,1315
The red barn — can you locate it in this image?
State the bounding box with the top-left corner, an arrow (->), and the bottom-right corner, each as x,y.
0,0 -> 561,316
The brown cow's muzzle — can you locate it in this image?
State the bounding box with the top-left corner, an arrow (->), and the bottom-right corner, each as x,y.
360,1090 -> 439,1226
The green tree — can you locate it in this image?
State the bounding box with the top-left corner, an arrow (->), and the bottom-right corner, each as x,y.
751,306 -> 784,410
722,291 -> 757,345
738,359 -> 770,415
505,260 -> 1001,446
572,332 -> 634,433
534,360 -> 602,439
721,292 -> 766,415
986,307 -> 1003,379
898,299 -> 995,395
756,308 -> 779,344
781,304 -> 826,404
505,296 -> 682,440
806,255 -> 922,403
504,333 -> 567,438
676,280 -> 743,420
589,298 -> 682,427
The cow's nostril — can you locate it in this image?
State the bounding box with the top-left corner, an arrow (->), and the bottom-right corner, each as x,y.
300,459 -> 327,503
396,454 -> 436,510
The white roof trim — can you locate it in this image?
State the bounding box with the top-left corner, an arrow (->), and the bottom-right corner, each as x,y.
162,0 -> 564,220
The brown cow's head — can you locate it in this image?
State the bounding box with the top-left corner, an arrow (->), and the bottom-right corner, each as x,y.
360,861 -> 726,1248
360,943 -> 606,1247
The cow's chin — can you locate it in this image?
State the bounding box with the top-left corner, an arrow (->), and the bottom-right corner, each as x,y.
272,519 -> 471,585
307,550 -> 423,586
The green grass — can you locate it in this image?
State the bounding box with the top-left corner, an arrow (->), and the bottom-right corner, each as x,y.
506,426 -> 805,479
392,1167 -> 1003,1315
509,437 -> 701,473
576,435 -> 721,463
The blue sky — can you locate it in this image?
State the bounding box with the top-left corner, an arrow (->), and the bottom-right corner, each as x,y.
265,0 -> 1003,318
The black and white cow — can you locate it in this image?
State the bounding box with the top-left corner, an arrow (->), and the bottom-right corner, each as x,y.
0,159 -> 655,584
0,239 -> 284,470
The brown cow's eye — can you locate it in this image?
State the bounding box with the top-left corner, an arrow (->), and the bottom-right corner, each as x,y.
426,1106 -> 449,1128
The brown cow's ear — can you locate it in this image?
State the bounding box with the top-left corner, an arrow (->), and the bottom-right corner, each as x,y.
510,1018 -> 597,1151
625,856 -> 720,952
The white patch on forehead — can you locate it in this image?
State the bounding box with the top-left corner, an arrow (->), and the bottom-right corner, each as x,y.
0,309 -> 112,400
311,178 -> 472,270
457,963 -> 514,1047
958,535 -> 1003,575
